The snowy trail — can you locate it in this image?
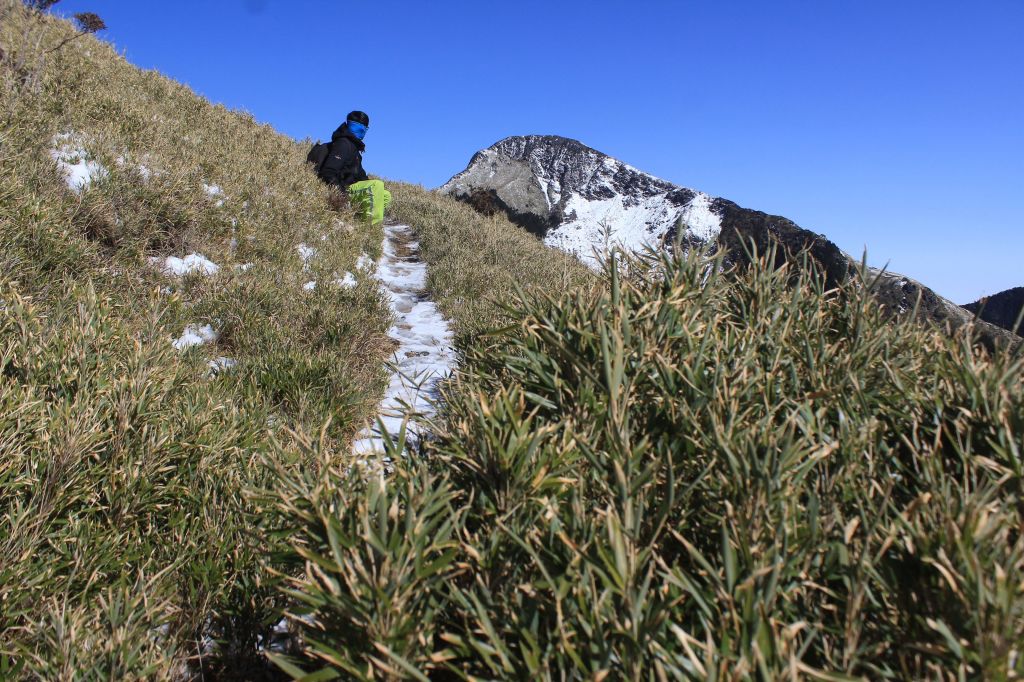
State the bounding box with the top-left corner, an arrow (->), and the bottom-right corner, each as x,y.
351,223 -> 456,457
263,224 -> 455,651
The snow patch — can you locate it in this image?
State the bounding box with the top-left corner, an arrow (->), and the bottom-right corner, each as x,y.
115,155 -> 155,180
51,133 -> 107,192
355,253 -> 374,271
172,324 -> 217,351
333,272 -> 358,289
303,281 -> 317,291
207,356 -> 237,375
149,253 -> 220,277
543,191 -> 721,268
296,243 -> 316,268
676,192 -> 722,242
203,183 -> 225,207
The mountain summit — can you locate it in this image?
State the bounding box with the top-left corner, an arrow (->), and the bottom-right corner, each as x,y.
441,135 -> 719,254
441,135 -> 1018,348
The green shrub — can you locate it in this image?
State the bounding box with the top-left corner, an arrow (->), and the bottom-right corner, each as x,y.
267,433 -> 464,680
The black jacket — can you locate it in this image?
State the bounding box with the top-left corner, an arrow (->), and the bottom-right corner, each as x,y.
320,123 -> 368,189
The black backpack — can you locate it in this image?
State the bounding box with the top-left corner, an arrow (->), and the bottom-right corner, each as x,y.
306,141 -> 331,178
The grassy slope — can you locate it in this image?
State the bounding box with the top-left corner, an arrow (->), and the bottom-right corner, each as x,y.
0,3 -> 392,677
388,181 -> 592,339
0,4 -> 593,677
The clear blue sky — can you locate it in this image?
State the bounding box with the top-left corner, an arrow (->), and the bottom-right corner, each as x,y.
54,0 -> 1023,303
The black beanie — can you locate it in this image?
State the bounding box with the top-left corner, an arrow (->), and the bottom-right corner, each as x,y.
346,110 -> 369,126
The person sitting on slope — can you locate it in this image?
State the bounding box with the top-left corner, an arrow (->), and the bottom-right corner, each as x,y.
319,110 -> 391,225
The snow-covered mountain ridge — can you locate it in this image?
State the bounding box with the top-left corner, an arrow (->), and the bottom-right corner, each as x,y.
442,135 -> 1019,349
441,135 -> 721,262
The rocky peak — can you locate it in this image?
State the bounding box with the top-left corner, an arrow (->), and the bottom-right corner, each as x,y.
477,135 -> 682,203
441,135 -> 706,247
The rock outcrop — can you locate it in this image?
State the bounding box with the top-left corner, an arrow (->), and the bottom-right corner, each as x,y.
963,287 -> 1024,337
442,135 -> 1018,351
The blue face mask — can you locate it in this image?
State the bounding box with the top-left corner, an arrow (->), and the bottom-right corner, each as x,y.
347,121 -> 367,140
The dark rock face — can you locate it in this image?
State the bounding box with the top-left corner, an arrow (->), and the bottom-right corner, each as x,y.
442,135 -> 1019,351
710,198 -> 854,291
460,188 -> 553,238
963,287 -> 1024,336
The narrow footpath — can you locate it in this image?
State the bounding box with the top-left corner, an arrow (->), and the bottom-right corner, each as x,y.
351,223 -> 456,457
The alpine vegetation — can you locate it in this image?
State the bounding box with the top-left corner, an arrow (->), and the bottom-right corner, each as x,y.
0,3 -> 587,677
274,246 -> 1024,679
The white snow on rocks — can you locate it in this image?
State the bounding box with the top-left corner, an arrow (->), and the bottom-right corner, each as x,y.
543,191 -> 722,269
172,324 -> 217,351
355,253 -> 374,271
149,253 -> 220,277
675,192 -> 722,242
351,224 -> 456,457
51,133 -> 107,192
303,281 -> 317,291
443,136 -> 725,270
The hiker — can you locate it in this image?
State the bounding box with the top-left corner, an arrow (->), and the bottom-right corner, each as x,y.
318,110 -> 391,225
